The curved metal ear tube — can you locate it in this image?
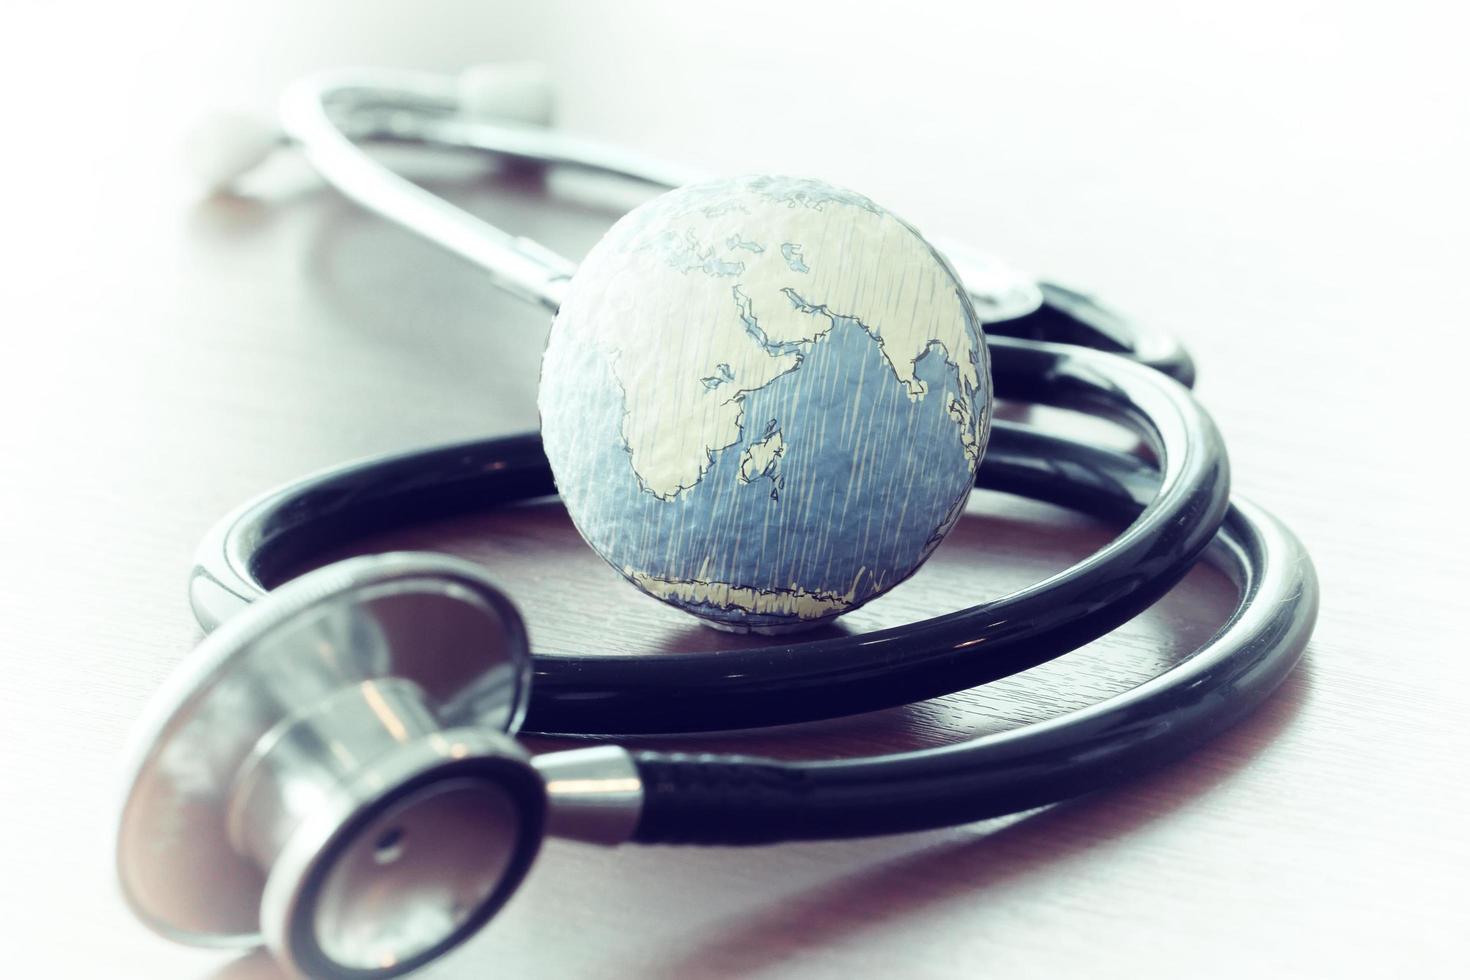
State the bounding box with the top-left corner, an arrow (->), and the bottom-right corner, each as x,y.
276,69 -> 1053,327
278,68 -> 1192,381
186,67 -> 1191,382
115,554 -> 593,978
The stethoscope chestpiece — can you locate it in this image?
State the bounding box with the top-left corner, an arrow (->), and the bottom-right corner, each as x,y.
116,554 -> 545,978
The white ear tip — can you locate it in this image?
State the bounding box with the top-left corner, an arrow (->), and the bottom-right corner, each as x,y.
182,111 -> 281,193
457,62 -> 554,126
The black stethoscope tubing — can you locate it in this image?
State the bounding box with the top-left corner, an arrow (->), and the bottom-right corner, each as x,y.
195,334 -> 1230,734
630,494 -> 1315,843
183,372 -> 1315,843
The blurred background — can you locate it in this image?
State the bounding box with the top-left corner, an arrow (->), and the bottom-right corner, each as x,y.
1,1 -> 1467,978
8,0 -> 1466,340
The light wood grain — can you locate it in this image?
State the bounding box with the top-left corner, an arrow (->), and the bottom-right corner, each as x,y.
0,2 -> 1466,978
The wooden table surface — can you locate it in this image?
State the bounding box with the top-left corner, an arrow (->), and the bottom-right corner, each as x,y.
2,2 -> 1466,977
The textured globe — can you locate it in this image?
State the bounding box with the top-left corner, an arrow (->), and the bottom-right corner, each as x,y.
539,175 -> 991,633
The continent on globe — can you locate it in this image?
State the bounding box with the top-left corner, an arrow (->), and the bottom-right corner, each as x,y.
539,174 -> 991,633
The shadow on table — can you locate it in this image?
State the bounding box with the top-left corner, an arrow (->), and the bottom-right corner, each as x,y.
655,656 -> 1315,978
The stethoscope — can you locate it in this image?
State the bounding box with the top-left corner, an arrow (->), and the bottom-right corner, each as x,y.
118,66 -> 1319,979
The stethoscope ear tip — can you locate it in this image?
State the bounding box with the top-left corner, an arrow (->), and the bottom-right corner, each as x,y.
182,109 -> 283,195
456,62 -> 554,127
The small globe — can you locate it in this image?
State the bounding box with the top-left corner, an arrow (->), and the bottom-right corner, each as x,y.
539,175 -> 991,633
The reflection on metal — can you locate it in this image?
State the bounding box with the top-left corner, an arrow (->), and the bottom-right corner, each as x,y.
116,554 -> 541,976
535,745 -> 644,845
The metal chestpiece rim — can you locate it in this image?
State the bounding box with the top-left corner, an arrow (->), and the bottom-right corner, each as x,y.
115,554 -> 546,978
